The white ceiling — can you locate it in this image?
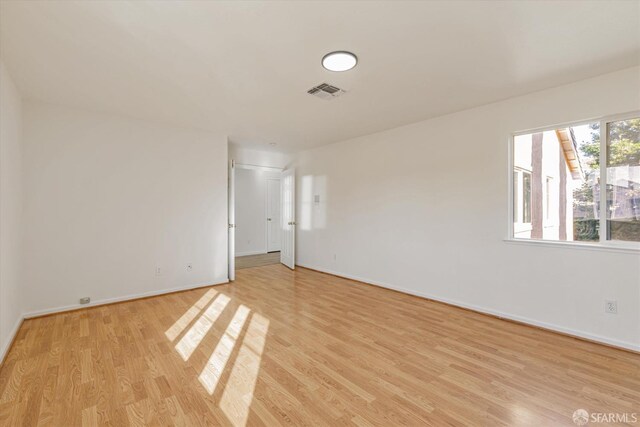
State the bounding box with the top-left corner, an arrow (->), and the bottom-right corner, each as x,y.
1,1 -> 639,152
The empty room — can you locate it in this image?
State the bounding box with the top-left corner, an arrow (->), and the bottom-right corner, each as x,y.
0,1 -> 639,426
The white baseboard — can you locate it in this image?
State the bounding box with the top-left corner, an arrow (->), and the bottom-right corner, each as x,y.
235,250 -> 267,257
0,316 -> 24,365
297,263 -> 640,353
22,278 -> 229,319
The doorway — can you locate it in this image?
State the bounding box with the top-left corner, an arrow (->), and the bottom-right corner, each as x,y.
228,161 -> 295,279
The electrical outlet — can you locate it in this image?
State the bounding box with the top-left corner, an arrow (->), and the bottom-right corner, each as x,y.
605,300 -> 617,314
156,266 -> 162,276
79,297 -> 91,304
187,264 -> 193,271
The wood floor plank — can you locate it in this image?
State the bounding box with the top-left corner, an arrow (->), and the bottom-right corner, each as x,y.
0,264 -> 638,426
235,253 -> 281,270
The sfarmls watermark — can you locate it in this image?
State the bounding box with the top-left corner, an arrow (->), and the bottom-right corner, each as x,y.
573,409 -> 638,425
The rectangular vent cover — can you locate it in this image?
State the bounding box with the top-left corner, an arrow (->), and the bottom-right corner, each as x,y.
307,83 -> 347,100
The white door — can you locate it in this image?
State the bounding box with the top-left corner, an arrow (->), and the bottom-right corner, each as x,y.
280,168 -> 295,269
266,178 -> 281,252
228,160 -> 235,281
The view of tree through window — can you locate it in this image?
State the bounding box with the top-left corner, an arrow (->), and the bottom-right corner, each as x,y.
513,118 -> 640,243
572,123 -> 601,241
606,119 -> 640,241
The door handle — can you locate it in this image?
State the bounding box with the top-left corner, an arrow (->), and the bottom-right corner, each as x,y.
267,218 -> 272,221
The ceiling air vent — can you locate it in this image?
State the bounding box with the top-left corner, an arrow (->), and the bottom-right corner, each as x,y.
307,83 -> 347,100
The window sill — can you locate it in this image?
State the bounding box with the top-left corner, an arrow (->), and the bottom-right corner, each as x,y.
504,238 -> 640,254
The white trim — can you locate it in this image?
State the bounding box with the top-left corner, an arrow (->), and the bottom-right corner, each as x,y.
504,238 -> 639,254
235,250 -> 267,257
297,263 -> 640,352
507,134 -> 514,239
22,278 -> 229,319
265,176 -> 269,254
235,163 -> 283,173
229,159 -> 235,281
599,119 -> 607,244
0,316 -> 24,365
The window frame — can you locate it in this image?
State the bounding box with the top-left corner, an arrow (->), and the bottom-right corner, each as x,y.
513,168 -> 533,237
521,170 -> 532,225
545,176 -> 553,223
507,111 -> 640,252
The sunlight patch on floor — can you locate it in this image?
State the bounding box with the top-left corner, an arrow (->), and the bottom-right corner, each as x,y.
175,293 -> 230,361
220,312 -> 270,427
165,289 -> 218,341
198,305 -> 251,395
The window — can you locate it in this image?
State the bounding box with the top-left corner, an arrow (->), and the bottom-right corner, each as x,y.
513,168 -> 532,228
545,177 -> 553,220
522,172 -> 531,224
513,171 -> 518,222
511,114 -> 640,246
606,119 -> 640,242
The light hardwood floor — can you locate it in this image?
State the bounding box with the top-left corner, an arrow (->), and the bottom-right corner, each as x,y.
0,264 -> 638,426
235,252 -> 280,270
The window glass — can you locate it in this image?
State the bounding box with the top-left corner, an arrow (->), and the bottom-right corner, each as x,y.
523,172 -> 531,224
513,171 -> 519,222
513,124 -> 600,241
546,177 -> 553,220
606,119 -> 640,242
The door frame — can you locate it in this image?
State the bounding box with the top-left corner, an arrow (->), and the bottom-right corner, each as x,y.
228,159 -> 235,281
229,161 -> 284,280
265,177 -> 281,253
280,167 -> 296,270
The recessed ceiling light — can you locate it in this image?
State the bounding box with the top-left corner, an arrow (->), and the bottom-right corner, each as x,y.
322,51 -> 357,72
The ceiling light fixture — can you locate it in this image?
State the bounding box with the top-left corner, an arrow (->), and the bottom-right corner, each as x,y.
322,51 -> 357,72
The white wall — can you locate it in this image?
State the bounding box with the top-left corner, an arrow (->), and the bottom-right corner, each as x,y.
230,145 -> 292,169
0,61 -> 23,360
295,66 -> 640,351
22,102 -> 228,316
235,168 -> 280,256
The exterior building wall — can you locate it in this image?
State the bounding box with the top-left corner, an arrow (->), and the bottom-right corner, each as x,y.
514,131 -> 574,240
